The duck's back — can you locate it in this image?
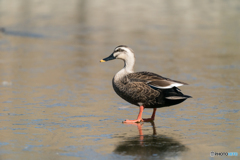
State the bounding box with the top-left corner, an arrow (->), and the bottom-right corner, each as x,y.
112,72 -> 191,108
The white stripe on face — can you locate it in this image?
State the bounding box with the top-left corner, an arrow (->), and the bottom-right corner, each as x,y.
115,47 -> 132,53
114,47 -> 119,51
121,47 -> 131,53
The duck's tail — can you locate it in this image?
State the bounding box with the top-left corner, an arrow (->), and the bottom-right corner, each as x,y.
163,87 -> 192,106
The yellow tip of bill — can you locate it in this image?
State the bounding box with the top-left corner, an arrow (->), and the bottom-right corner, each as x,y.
100,59 -> 106,62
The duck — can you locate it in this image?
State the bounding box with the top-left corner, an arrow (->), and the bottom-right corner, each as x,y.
100,45 -> 191,123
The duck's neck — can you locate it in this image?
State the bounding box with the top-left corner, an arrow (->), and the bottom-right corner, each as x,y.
114,57 -> 135,82
124,56 -> 135,73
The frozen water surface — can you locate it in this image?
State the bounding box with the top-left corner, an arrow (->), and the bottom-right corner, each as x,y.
0,0 -> 240,159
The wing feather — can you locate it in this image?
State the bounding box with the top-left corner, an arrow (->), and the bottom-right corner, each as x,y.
127,71 -> 188,89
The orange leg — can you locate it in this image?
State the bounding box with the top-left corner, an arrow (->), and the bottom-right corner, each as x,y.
142,108 -> 157,122
123,106 -> 144,123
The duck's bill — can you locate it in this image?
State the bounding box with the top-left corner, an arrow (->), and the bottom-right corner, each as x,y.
100,54 -> 115,62
100,59 -> 106,62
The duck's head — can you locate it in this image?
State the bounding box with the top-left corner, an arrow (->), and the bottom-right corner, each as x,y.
100,45 -> 135,63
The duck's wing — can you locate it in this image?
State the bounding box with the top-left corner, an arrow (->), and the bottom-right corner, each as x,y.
128,72 -> 188,89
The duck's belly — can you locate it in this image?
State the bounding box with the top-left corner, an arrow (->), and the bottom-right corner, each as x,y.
112,84 -> 139,106
112,81 -> 161,108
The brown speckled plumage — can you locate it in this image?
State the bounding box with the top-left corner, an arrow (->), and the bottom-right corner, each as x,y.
100,45 -> 191,122
113,71 -> 190,108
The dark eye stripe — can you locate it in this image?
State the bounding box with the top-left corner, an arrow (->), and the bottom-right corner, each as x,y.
116,48 -> 124,52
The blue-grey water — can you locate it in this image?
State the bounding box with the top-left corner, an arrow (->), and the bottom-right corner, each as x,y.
0,0 -> 240,159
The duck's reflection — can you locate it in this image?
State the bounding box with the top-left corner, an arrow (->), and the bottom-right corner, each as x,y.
114,122 -> 188,159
